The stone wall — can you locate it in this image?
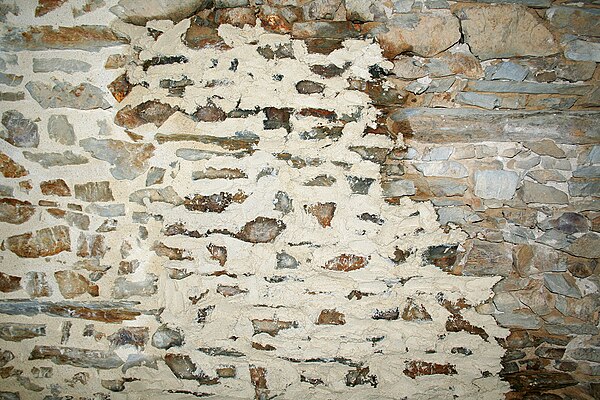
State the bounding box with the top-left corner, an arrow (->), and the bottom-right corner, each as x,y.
0,0 -> 597,399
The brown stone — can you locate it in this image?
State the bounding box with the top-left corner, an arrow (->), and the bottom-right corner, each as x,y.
0,272 -> 21,293
0,26 -> 127,52
5,225 -> 70,258
194,104 -> 227,122
153,242 -> 193,261
207,244 -> 227,266
235,217 -> 286,243
80,138 -> 155,180
503,371 -> 577,391
0,152 -> 27,178
40,179 -> 71,196
76,233 -> 107,259
446,313 -> 489,340
184,16 -> 226,50
217,366 -> 236,378
184,191 -> 247,212
462,240 -> 513,277
25,272 -> 51,298
323,254 -> 368,272
54,271 -> 99,299
104,54 -> 128,69
317,309 -> 346,325
423,244 -> 458,272
0,323 -> 46,342
0,198 -> 35,225
402,299 -> 432,322
35,0 -> 68,17
345,366 -> 378,387
215,7 -> 256,27
165,353 -> 219,385
263,107 -> 292,132
115,100 -> 178,129
306,202 -> 336,228
292,21 -> 360,39
258,5 -> 301,34
372,308 -> 399,320
403,360 -> 457,379
304,38 -> 344,54
217,284 -> 247,297
566,255 -> 596,278
107,73 -> 132,103
30,345 -> 123,369
251,319 -> 297,336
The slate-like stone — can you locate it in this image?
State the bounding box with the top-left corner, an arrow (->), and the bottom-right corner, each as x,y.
26,81 -> 109,110
563,39 -> 600,63
414,161 -> 468,178
129,187 -> 183,206
568,178 -> 600,197
80,138 -> 155,180
23,150 -> 88,168
0,323 -> 46,342
347,176 -> 375,195
30,345 -> 123,369
381,180 -> 416,197
6,225 -> 70,258
0,73 -> 22,86
455,92 -> 500,110
391,109 -> 600,145
276,252 -> 298,269
0,299 -> 142,322
184,191 -> 247,212
466,80 -> 590,95
546,6 -> 600,37
544,273 -> 581,298
33,58 -> 91,73
367,12 -> 461,58
1,111 -> 39,148
489,61 -> 529,82
111,0 -> 212,25
565,233 -> 600,259
0,26 -> 127,51
108,327 -> 148,349
474,170 -> 519,200
292,21 -> 360,39
518,181 -> 568,204
47,115 -> 76,145
0,152 -> 27,178
0,198 -> 35,225
452,4 -> 559,60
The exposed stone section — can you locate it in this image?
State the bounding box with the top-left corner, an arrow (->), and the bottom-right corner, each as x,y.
26,81 -> 110,110
1,110 -> 39,148
5,226 -> 71,258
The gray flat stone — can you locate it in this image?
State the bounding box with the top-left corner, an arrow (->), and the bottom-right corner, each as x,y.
111,0 -> 213,25
22,150 -> 87,168
474,170 -> 519,200
48,115 -> 75,145
455,92 -> 500,109
414,161 -> 468,178
26,81 -> 109,110
80,138 -> 154,180
572,166 -> 600,178
489,61 -> 529,82
568,179 -> 600,197
422,146 -> 453,161
381,180 -> 416,197
429,179 -> 467,196
543,273 -> 582,298
523,139 -> 566,158
564,39 -> 600,62
33,58 -> 91,73
546,6 -> 600,37
466,80 -> 591,95
519,181 -> 568,204
565,233 -> 600,259
85,204 -> 125,218
1,110 -> 39,148
390,108 -> 600,145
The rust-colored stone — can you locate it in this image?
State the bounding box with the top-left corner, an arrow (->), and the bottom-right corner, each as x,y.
2,26 -> 127,51
235,217 -> 286,243
323,254 -> 368,272
0,152 -> 28,178
446,313 -> 489,340
403,360 -> 457,379
184,15 -> 227,50
40,179 -> 71,196
153,242 -> 193,261
0,198 -> 35,224
0,272 -> 21,293
207,244 -> 227,266
35,0 -> 68,17
165,353 -> 219,385
306,202 -> 336,228
297,108 -> 337,121
107,73 -> 132,103
217,284 -> 247,297
115,100 -> 178,129
251,319 -> 297,336
54,271 -> 98,299
215,7 -> 256,28
249,365 -> 269,400
193,104 -> 227,122
6,225 -> 70,258
304,38 -> 344,54
317,309 -> 346,325
76,233 -> 106,259
402,299 -> 432,322
108,327 -> 148,349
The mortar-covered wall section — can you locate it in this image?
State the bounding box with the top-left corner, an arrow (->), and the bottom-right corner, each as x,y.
0,1 -> 598,400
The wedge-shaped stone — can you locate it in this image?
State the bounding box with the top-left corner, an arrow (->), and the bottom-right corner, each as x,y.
23,150 -> 88,168
164,353 -> 219,384
33,58 -> 91,73
115,100 -> 177,129
30,345 -> 123,369
111,0 -> 213,25
54,271 -> 99,299
235,217 -> 286,243
5,225 -> 70,258
0,323 -> 46,342
0,152 -> 27,178
0,198 -> 35,224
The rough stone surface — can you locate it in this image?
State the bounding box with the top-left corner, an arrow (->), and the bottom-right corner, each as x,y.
80,138 -> 154,180
1,110 -> 39,148
5,226 -> 71,258
452,4 -> 559,60
474,170 -> 519,200
26,81 -> 110,110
